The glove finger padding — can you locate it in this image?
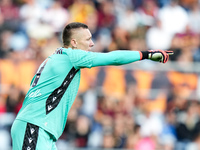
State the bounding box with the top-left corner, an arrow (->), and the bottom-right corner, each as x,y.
164,53 -> 169,63
148,50 -> 172,63
164,50 -> 173,63
166,51 -> 174,55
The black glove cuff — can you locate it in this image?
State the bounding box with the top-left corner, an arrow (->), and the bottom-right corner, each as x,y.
141,51 -> 149,60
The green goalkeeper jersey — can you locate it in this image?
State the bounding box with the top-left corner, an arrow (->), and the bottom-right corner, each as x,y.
16,47 -> 141,140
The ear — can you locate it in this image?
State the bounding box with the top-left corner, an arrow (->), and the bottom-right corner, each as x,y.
71,39 -> 77,48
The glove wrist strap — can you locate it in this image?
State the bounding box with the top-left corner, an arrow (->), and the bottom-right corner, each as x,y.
141,51 -> 149,60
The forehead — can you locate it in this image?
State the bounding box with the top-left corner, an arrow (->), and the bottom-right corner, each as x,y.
71,28 -> 91,39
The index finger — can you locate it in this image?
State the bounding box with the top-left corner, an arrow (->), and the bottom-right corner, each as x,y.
166,50 -> 174,55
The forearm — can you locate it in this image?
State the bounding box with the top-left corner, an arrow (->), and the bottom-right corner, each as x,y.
91,50 -> 142,67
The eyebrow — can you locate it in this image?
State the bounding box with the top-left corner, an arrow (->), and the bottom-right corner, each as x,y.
86,36 -> 92,40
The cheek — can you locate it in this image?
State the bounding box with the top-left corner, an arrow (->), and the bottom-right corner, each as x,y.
82,42 -> 89,48
85,41 -> 91,47
78,41 -> 90,50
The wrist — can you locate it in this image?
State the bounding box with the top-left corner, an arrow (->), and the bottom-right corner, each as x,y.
141,51 -> 149,60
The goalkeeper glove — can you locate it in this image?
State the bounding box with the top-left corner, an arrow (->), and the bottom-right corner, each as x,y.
141,50 -> 174,63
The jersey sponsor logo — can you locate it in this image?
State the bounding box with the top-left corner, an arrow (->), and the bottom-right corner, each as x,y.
46,67 -> 79,114
26,89 -> 42,98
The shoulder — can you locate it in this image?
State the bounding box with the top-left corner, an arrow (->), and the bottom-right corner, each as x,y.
64,48 -> 95,56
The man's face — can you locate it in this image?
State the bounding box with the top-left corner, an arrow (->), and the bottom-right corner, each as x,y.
71,28 -> 94,51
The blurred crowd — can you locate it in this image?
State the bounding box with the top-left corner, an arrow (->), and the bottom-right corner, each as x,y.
0,0 -> 200,150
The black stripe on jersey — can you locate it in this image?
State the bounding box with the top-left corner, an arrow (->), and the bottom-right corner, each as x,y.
22,123 -> 39,150
46,67 -> 79,114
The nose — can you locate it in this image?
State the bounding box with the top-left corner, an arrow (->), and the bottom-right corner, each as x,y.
90,40 -> 94,47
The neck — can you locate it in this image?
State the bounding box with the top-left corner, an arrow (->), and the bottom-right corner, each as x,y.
64,46 -> 76,49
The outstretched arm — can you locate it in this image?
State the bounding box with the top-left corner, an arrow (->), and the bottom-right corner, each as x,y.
92,50 -> 142,67
92,50 -> 173,67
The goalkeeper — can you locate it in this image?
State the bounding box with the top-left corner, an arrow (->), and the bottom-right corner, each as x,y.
11,22 -> 173,150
